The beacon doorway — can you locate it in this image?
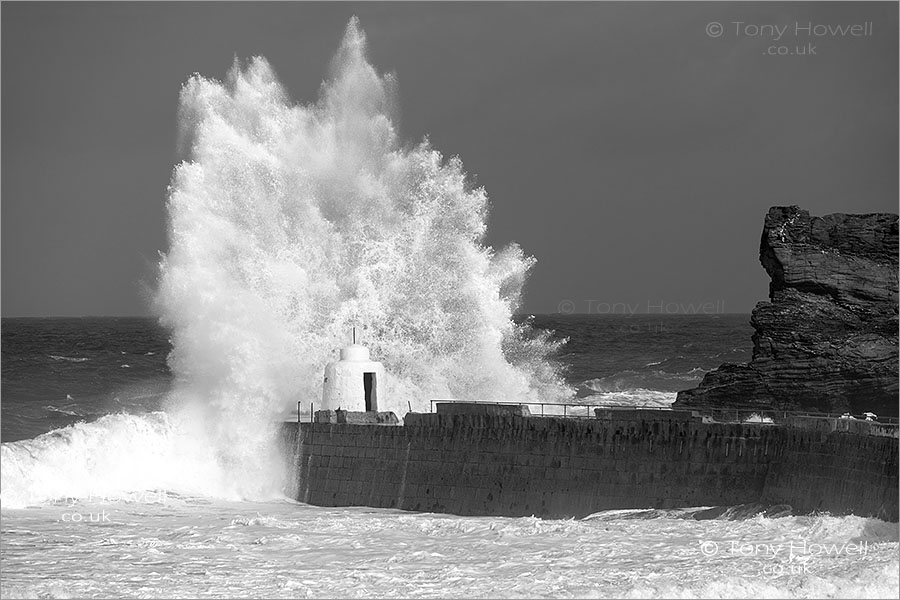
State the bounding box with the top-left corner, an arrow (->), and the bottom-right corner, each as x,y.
363,372 -> 376,411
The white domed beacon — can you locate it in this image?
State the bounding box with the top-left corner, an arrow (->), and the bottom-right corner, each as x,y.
322,327 -> 385,412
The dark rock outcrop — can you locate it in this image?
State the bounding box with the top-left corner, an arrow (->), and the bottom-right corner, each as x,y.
675,206 -> 898,416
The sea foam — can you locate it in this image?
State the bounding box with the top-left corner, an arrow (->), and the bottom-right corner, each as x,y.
152,18 -> 568,498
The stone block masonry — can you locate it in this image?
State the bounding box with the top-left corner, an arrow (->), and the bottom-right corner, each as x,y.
762,422 -> 898,519
280,411 -> 898,521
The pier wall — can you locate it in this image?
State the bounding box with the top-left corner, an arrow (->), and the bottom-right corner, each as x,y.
280,411 -> 898,521
762,418 -> 898,519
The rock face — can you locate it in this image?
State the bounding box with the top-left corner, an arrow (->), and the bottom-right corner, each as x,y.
675,206 -> 898,417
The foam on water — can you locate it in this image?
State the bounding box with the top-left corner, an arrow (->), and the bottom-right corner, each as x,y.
578,389 -> 678,408
0,413 -> 237,508
1,501 -> 897,598
48,355 -> 91,363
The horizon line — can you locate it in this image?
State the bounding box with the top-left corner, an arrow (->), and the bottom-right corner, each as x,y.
1,312 -> 755,319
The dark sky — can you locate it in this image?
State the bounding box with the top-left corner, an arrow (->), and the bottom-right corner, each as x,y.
2,2 -> 897,317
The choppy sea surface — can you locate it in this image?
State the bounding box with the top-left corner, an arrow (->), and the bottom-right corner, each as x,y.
0,315 -> 751,444
3,500 -> 898,599
2,316 -> 898,598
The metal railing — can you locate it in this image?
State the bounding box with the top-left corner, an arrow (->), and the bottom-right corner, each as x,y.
426,399 -> 899,426
296,398 -> 897,427
428,399 -> 622,419
298,401 -> 314,423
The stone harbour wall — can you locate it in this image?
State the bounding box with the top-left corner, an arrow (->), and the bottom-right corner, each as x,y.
280,411 -> 898,521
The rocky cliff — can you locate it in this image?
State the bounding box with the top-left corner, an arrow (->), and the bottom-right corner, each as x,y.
675,206 -> 898,417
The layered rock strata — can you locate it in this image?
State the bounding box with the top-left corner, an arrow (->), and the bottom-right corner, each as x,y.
675,206 -> 898,417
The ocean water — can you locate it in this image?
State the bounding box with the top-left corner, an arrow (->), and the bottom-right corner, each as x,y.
0,314 -> 749,444
2,316 -> 899,598
529,314 -> 754,407
3,19 -> 897,598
